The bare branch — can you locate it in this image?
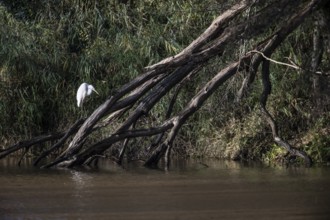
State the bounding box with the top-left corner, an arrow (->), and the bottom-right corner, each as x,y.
249,50 -> 300,70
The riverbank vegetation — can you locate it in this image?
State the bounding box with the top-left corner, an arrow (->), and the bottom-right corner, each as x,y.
0,0 -> 329,167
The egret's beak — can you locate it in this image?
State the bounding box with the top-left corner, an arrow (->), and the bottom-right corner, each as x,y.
93,88 -> 99,95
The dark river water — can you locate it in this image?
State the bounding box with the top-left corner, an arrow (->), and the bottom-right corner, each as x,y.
0,158 -> 330,220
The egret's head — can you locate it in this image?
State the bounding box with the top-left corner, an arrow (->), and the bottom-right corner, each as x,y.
88,85 -> 99,95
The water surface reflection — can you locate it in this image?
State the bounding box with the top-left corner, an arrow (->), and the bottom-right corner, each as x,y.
0,159 -> 329,219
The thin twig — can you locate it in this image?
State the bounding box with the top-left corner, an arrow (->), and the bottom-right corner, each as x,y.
250,50 -> 329,76
249,50 -> 300,69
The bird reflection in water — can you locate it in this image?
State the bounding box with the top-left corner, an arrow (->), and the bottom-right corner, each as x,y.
69,169 -> 93,213
70,170 -> 92,190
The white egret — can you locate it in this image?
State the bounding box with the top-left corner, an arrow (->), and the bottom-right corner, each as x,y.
76,82 -> 99,107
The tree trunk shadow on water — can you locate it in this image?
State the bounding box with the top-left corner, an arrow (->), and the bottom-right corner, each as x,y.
1,0 -> 329,169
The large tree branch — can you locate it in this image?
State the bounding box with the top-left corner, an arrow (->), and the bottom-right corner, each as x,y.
144,0 -> 251,73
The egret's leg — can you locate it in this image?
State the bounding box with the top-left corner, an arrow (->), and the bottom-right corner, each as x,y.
79,103 -> 86,118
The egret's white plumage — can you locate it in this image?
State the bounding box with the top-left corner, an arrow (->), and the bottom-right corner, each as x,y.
76,82 -> 99,107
